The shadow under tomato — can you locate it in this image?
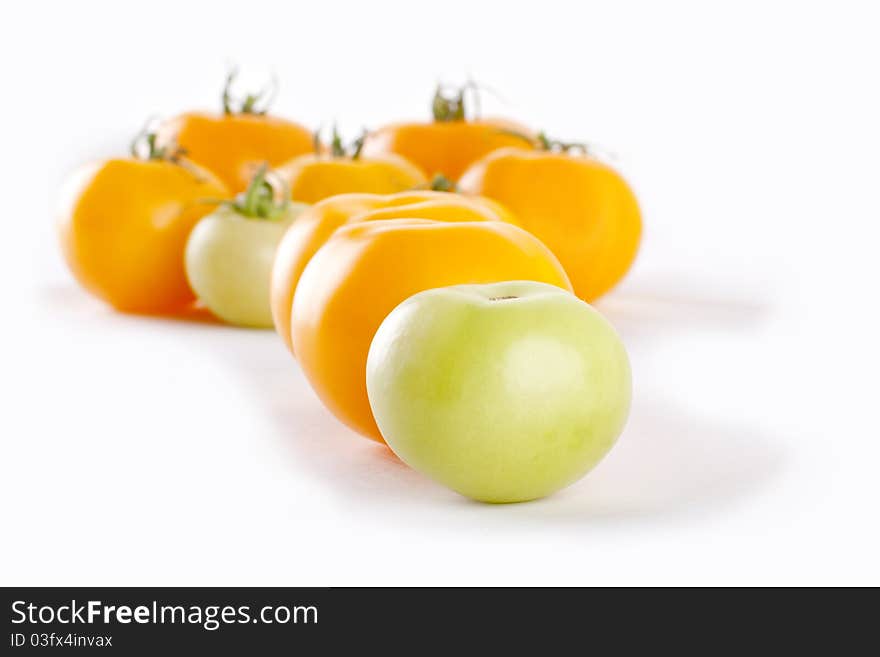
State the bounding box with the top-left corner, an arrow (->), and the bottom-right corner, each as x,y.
46,276 -> 789,525
191,318 -> 789,524
495,397 -> 789,524
40,284 -> 227,327
594,275 -> 772,343
190,328 -> 455,504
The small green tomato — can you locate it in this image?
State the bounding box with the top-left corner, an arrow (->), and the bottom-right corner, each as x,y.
185,166 -> 308,328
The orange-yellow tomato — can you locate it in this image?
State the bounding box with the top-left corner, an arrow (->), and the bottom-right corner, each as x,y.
270,190 -> 518,351
277,153 -> 426,203
58,159 -> 227,313
361,118 -> 533,182
290,219 -> 572,441
459,148 -> 642,301
158,112 -> 313,193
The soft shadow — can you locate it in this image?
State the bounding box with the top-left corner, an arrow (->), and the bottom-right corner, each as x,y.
39,284 -> 225,327
202,330 -> 788,521
280,384 -> 787,523
594,278 -> 772,342
500,397 -> 789,524
208,334 -> 448,504
47,281 -> 788,523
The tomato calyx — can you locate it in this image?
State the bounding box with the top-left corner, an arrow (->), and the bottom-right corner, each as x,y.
534,131 -> 592,155
224,164 -> 290,220
432,80 -> 482,122
131,120 -> 187,163
409,174 -> 459,192
496,128 -> 592,156
222,69 -> 278,116
130,119 -> 212,182
313,125 -> 368,160
426,174 -> 459,192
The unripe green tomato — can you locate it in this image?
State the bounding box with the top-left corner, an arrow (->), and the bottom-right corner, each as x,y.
185,202 -> 308,327
367,280 -> 632,503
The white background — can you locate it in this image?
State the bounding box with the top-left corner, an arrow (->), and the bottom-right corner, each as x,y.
2,0 -> 878,585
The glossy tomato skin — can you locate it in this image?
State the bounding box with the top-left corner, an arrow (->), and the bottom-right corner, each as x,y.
277,153 -> 426,204
290,219 -> 572,442
58,159 -> 227,314
361,118 -> 534,181
459,148 -> 642,301
184,202 -> 308,328
158,113 -> 313,193
269,190 -> 519,351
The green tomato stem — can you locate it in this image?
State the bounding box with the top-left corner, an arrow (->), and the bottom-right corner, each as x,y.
431,79 -> 481,122
130,119 -> 183,162
222,68 -> 278,116
130,119 -> 212,183
315,125 -> 370,160
534,131 -> 591,155
495,128 -> 592,155
427,174 -> 459,192
227,164 -> 290,220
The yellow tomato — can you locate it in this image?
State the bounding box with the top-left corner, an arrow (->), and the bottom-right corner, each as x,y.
277,128 -> 425,203
58,148 -> 227,313
460,142 -> 641,301
270,190 -> 518,351
158,72 -> 313,192
290,219 -> 572,440
361,83 -> 534,181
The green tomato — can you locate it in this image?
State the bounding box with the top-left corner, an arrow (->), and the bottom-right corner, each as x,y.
366,280 -> 632,503
185,202 -> 308,328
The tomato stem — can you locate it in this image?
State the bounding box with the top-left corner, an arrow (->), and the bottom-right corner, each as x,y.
329,125 -> 346,158
314,125 -> 369,160
537,131 -> 591,155
227,164 -> 290,220
432,79 -> 482,122
496,128 -> 592,155
427,174 -> 459,192
131,119 -> 187,163
222,69 -> 278,116
350,130 -> 367,160
312,128 -> 323,156
410,174 -> 459,193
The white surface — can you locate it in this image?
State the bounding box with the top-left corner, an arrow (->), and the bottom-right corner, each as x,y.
2,0 -> 879,585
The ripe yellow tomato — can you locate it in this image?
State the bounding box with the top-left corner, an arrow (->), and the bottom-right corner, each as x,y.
158,73 -> 313,192
58,156 -> 227,314
460,144 -> 641,301
290,219 -> 572,441
361,84 -> 534,181
269,190 -> 518,352
277,128 -> 425,203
